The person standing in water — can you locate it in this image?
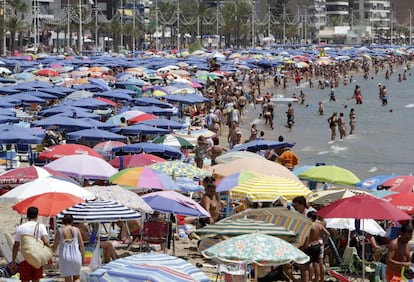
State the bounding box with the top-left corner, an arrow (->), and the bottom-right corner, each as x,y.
349,108 -> 356,134
286,103 -> 295,131
327,112 -> 338,141
338,112 -> 347,139
353,85 -> 363,104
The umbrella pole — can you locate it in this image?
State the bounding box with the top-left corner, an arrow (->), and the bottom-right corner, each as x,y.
362,220 -> 366,281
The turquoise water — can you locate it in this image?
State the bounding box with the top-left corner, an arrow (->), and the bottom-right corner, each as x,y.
242,68 -> 414,180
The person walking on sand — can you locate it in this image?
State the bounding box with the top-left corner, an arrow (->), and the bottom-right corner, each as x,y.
286,103 -> 295,131
349,108 -> 356,134
11,206 -> 50,282
386,224 -> 413,282
52,214 -> 85,282
327,112 -> 338,141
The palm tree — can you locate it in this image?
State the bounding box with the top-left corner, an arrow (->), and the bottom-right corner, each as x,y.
8,0 -> 28,52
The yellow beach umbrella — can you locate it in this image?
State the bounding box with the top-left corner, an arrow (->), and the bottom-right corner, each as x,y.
230,175 -> 311,202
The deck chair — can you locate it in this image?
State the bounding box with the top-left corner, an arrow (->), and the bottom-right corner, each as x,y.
0,231 -> 23,263
141,221 -> 169,253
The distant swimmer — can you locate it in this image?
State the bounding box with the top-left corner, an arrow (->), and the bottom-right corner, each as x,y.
329,88 -> 336,102
398,73 -> 402,82
381,85 -> 388,106
353,85 -> 363,104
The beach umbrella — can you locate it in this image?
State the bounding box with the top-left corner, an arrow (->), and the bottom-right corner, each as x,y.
152,134 -> 194,149
66,128 -> 128,142
308,188 -> 372,206
83,185 -> 153,213
113,124 -> 170,135
316,194 -> 411,221
196,218 -> 297,242
140,118 -> 185,129
0,129 -> 43,145
112,143 -> 183,160
56,199 -> 140,223
231,207 -> 312,247
230,175 -> 311,202
148,160 -> 210,179
298,165 -> 360,186
229,140 -> 294,153
108,153 -> 166,169
0,166 -> 73,186
382,192 -> 414,215
142,190 -> 210,217
324,218 -> 386,236
109,167 -> 179,191
216,171 -> 262,192
32,116 -> 93,130
215,151 -> 265,164
36,69 -> 60,77
45,155 -> 117,180
202,233 -> 309,266
0,176 -> 94,203
355,174 -> 398,190
93,141 -> 126,156
316,194 -> 412,280
106,110 -> 157,126
382,176 -> 414,192
12,192 -> 85,217
89,253 -> 210,282
38,144 -> 103,160
210,158 -> 300,182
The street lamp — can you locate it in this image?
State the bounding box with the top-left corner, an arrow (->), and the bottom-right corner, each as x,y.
251,0 -> 255,48
79,0 -> 83,52
2,0 -> 6,56
67,0 -> 70,50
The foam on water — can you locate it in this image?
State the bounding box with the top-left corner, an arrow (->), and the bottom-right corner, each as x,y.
404,103 -> 414,108
369,166 -> 378,173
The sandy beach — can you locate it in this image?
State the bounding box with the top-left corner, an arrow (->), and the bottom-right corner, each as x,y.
0,50 -> 410,281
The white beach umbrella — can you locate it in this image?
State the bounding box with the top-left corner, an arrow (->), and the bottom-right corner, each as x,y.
0,176 -> 94,204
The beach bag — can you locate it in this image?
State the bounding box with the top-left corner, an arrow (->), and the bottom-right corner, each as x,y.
20,223 -> 53,269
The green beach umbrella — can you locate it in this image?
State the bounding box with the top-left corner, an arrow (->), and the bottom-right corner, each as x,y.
298,165 -> 360,186
202,233 -> 309,266
152,134 -> 194,149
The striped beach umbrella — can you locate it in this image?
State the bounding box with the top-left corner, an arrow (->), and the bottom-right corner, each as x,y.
56,199 -> 140,223
89,253 -> 210,282
231,208 -> 312,247
196,218 -> 297,242
230,175 -> 311,202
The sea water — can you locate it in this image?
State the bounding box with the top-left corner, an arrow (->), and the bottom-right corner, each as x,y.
243,69 -> 414,180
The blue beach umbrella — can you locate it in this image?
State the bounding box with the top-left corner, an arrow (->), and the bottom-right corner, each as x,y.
112,143 -> 183,160
140,118 -> 185,130
66,128 -> 128,142
355,174 -> 399,190
33,116 -> 93,130
112,124 -> 169,135
230,140 -> 295,153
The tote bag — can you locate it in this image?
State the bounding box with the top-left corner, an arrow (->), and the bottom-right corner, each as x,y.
20,223 -> 53,269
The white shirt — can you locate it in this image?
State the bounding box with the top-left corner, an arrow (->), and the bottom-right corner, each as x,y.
15,221 -> 48,244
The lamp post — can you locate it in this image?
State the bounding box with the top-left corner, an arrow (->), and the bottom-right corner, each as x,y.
120,0 -> 123,48
155,0 -> 159,51
216,0 -> 219,48
303,5 -> 307,44
132,0 -> 135,51
2,0 -> 6,56
251,0 -> 255,48
93,0 -> 98,51
283,4 -> 286,44
409,9 -> 412,46
67,0 -> 70,50
79,0 -> 82,52
177,0 -> 180,50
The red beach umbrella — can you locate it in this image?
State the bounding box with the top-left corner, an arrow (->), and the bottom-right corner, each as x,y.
316,194 -> 411,221
382,176 -> 414,193
12,192 -> 85,217
36,69 -> 60,77
0,166 -> 72,186
383,192 -> 414,215
38,144 -> 103,160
